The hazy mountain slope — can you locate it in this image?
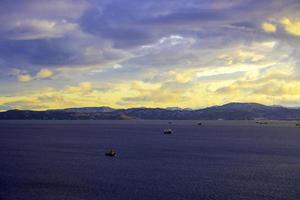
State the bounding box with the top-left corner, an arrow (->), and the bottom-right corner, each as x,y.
56,107 -> 115,113
1,103 -> 300,120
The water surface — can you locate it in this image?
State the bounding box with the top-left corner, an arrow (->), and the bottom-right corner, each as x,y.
0,120 -> 300,200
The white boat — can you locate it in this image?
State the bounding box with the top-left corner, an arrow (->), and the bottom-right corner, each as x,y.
164,129 -> 172,134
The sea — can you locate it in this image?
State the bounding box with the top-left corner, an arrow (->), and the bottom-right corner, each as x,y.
0,120 -> 299,200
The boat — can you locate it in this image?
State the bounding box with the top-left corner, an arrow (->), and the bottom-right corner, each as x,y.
105,149 -> 116,157
197,122 -> 202,126
256,121 -> 268,125
164,128 -> 172,134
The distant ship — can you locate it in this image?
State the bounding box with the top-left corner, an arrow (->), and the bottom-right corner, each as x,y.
105,149 -> 116,157
256,121 -> 268,125
164,129 -> 173,134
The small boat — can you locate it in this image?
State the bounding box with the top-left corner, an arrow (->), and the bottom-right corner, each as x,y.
197,122 -> 202,126
164,128 -> 172,134
256,121 -> 268,125
105,149 -> 116,157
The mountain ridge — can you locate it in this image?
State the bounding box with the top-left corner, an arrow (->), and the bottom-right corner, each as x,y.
1,102 -> 300,120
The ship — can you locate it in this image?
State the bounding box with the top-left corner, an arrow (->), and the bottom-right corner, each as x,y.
105,149 -> 116,157
164,128 -> 173,134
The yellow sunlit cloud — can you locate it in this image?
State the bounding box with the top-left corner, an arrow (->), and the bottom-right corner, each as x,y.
37,68 -> 54,79
2,38 -> 299,110
261,22 -> 277,33
65,82 -> 93,93
280,17 -> 300,36
79,82 -> 92,91
18,74 -> 32,82
16,68 -> 54,82
3,60 -> 300,111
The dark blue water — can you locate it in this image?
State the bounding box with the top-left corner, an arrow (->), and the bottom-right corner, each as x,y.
0,121 -> 300,200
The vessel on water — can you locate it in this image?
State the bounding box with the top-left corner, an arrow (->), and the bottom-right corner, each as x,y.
164,128 -> 173,134
105,149 -> 116,157
256,121 -> 268,125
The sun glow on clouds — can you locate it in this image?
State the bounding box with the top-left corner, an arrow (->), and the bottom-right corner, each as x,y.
37,68 -> 53,79
1,1 -> 300,110
18,74 -> 32,82
261,22 -> 277,33
280,18 -> 300,36
3,37 -> 300,109
15,68 -> 54,82
261,17 -> 300,37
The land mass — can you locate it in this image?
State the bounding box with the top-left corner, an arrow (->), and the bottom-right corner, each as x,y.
1,102 -> 300,120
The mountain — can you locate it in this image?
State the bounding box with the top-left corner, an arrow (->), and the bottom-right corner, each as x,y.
55,106 -> 115,113
0,109 -> 133,120
1,102 -> 300,120
195,102 -> 297,120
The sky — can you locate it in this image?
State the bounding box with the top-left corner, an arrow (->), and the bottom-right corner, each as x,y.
1,0 -> 300,111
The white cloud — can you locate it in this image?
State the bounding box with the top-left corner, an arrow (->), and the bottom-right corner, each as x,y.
113,64 -> 123,69
141,35 -> 195,50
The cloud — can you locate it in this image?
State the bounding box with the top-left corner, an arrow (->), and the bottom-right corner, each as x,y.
1,100 -> 47,110
0,82 -> 104,110
18,74 -> 32,82
215,63 -> 299,97
280,17 -> 300,36
79,0 -> 250,48
0,0 -> 88,40
65,82 -> 93,93
36,68 -> 53,79
14,68 -> 54,82
2,0 -> 300,109
261,22 -> 277,33
0,104 -> 11,111
6,19 -> 78,40
119,81 -> 190,106
0,0 -> 130,70
79,82 -> 92,91
113,64 -> 122,69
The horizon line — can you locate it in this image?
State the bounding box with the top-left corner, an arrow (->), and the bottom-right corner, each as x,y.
1,102 -> 298,112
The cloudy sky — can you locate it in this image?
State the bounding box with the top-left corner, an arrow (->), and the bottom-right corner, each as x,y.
1,0 -> 300,110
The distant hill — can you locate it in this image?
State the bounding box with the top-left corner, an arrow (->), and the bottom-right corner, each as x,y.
54,106 -> 116,113
195,102 -> 299,120
1,102 -> 300,120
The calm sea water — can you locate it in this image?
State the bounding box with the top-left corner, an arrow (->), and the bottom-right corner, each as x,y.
0,120 -> 300,200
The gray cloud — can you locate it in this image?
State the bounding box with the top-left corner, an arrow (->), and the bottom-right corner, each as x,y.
1,0 -> 300,109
